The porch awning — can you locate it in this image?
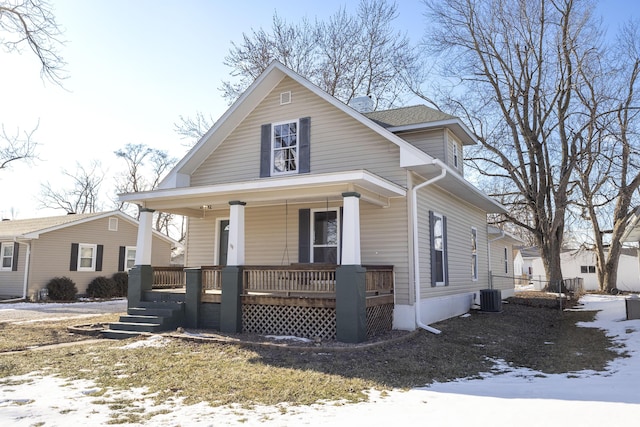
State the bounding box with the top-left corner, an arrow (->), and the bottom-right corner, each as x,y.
119,170 -> 406,217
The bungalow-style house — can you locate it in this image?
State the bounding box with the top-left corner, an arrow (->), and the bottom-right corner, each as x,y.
117,61 -> 507,343
0,211 -> 178,300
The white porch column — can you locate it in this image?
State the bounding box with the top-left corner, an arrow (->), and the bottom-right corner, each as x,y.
135,207 -> 155,265
341,192 -> 361,265
227,201 -> 246,266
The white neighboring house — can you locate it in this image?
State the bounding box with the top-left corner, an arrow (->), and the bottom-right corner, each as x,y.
528,247 -> 640,292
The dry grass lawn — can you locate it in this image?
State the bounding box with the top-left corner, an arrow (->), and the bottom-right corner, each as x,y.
0,295 -> 623,410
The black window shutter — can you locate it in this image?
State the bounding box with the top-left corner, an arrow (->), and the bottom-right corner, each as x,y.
429,211 -> 436,287
443,215 -> 449,286
298,117 -> 311,173
96,245 -> 104,271
70,243 -> 79,271
118,246 -> 126,272
298,209 -> 310,263
11,242 -> 19,271
260,123 -> 272,177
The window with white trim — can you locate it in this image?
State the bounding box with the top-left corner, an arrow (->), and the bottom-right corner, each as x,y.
430,211 -> 447,286
272,120 -> 298,175
453,141 -> 459,168
471,228 -> 478,281
1,242 -> 14,271
125,246 -> 136,270
78,243 -> 97,271
311,208 -> 340,263
109,217 -> 118,231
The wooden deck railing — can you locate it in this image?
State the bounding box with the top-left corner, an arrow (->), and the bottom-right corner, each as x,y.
152,264 -> 394,297
202,266 -> 223,292
152,267 -> 185,289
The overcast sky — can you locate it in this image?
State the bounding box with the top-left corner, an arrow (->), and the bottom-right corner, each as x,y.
0,0 -> 637,220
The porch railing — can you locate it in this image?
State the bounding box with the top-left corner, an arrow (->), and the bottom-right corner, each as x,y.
152,267 -> 185,289
152,264 -> 394,296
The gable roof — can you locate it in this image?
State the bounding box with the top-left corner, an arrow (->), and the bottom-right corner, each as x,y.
145,60 -> 502,213
0,211 -> 178,246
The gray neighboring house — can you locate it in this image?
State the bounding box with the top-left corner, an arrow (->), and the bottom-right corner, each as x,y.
0,211 -> 178,300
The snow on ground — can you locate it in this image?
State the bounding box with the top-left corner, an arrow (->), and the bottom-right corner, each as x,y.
1,294 -> 639,426
0,299 -> 127,324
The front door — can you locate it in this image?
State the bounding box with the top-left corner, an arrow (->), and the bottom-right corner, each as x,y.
218,219 -> 229,266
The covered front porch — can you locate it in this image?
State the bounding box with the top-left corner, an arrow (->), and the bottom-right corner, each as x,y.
122,170 -> 406,343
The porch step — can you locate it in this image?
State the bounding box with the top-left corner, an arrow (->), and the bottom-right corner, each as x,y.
101,300 -> 185,339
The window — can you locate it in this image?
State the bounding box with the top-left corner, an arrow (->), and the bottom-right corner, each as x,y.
272,120 -> 298,175
109,217 -> 118,231
311,208 -> 340,263
453,142 -> 459,168
581,265 -> 596,274
78,243 -> 97,271
504,247 -> 509,274
471,228 -> 478,281
430,211 -> 448,286
1,242 -> 15,271
125,247 -> 136,270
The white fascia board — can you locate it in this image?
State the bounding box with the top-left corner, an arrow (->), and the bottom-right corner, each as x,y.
120,170 -> 406,204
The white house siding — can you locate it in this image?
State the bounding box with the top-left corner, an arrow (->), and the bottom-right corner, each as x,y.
558,250 -> 640,292
415,179 -> 490,323
190,76 -> 407,189
0,242 -> 27,298
184,213 -> 218,267
26,217 -> 172,297
489,238 -> 516,297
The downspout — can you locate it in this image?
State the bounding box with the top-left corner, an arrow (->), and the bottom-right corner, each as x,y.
22,241 -> 31,300
412,158 -> 447,334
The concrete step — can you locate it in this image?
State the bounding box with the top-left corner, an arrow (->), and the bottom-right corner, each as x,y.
109,321 -> 163,333
101,329 -> 145,340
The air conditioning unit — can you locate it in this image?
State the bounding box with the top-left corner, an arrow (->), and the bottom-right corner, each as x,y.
480,289 -> 502,312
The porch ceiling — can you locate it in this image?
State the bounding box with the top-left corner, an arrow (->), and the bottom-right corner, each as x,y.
119,170 -> 407,217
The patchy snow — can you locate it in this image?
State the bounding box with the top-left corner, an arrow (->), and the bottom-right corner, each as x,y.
264,335 -> 313,343
119,335 -> 171,350
1,295 -> 639,426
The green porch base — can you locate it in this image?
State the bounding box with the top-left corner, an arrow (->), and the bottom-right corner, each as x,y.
336,265 -> 366,343
127,265 -> 153,309
220,266 -> 243,333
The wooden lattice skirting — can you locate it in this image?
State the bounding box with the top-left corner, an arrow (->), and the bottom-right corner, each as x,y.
367,303 -> 394,338
242,302 -> 395,341
243,304 -> 337,341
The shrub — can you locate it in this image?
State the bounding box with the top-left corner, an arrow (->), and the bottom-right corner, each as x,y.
46,277 -> 78,301
86,276 -> 117,299
111,272 -> 128,297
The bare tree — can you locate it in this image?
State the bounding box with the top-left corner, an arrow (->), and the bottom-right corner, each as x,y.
114,143 -> 180,239
423,0 -> 602,285
0,0 -> 66,85
220,0 -> 417,109
173,112 -> 214,147
39,161 -> 104,214
1,0 -> 66,169
0,122 -> 39,169
572,20 -> 640,292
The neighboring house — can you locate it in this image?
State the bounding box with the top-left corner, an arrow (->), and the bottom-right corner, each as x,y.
487,226 -> 522,297
119,61 -> 507,342
0,211 -> 178,300
527,246 -> 640,292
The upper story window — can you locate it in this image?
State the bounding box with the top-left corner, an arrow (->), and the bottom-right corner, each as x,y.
272,120 -> 298,175
452,141 -> 460,169
1,242 -> 15,271
260,118 -> 310,178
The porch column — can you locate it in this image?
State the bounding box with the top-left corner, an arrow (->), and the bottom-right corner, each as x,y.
135,207 -> 155,266
221,200 -> 245,333
226,201 -> 246,266
341,192 -> 361,265
128,207 -> 155,309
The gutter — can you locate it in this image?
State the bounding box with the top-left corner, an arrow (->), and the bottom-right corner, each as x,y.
411,158 -> 447,334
